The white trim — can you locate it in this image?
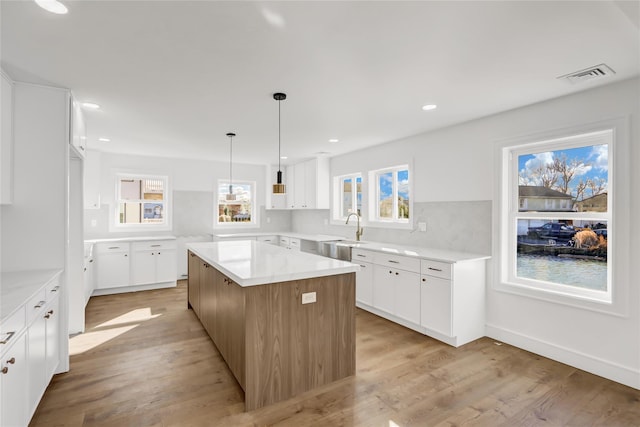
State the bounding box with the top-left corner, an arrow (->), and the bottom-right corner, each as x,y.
331,172 -> 363,223
493,117 -> 631,317
367,163 -> 413,229
486,323 -> 639,390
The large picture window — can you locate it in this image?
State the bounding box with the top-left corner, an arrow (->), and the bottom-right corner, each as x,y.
502,129 -> 612,302
216,180 -> 256,227
115,174 -> 169,228
368,165 -> 410,224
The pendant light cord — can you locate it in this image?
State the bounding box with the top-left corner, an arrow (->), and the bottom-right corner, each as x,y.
278,99 -> 281,172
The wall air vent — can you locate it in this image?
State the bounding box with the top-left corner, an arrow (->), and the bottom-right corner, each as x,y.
558,64 -> 616,84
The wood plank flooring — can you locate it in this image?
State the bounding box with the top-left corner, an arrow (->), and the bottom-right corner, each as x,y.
30,281 -> 640,426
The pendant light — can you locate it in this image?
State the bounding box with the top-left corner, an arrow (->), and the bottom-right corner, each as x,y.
226,132 -> 236,201
272,92 -> 287,194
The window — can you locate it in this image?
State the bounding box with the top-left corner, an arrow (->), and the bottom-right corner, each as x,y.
501,129 -> 612,303
115,174 -> 169,228
334,173 -> 362,220
216,180 -> 256,227
368,165 -> 411,224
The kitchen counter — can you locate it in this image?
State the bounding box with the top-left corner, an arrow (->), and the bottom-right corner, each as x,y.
213,232 -> 347,242
85,235 -> 176,244
1,269 -> 63,323
187,240 -> 359,286
338,241 -> 490,263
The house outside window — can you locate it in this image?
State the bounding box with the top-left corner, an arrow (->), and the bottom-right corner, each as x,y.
216,180 -> 256,227
115,174 -> 169,229
368,165 -> 411,225
500,129 -> 612,303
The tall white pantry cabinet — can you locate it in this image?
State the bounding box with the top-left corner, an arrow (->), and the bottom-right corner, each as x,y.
0,73 -> 85,425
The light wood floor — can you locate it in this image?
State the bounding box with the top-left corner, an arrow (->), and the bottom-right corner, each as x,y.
31,281 -> 640,426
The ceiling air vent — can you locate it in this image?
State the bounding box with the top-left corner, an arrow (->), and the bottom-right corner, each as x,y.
558,64 -> 616,84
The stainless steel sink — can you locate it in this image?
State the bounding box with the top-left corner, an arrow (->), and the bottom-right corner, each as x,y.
318,240 -> 365,261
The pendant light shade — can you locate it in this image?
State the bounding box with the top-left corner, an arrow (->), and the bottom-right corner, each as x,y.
273,92 -> 286,194
226,132 -> 236,201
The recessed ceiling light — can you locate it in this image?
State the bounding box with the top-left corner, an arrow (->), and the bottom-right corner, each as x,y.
81,102 -> 100,110
280,156 -> 288,160
98,138 -> 111,143
422,104 -> 437,111
329,139 -> 339,143
35,0 -> 68,14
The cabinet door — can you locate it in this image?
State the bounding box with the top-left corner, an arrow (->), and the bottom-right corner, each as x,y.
372,265 -> 394,314
96,250 -> 130,289
45,296 -> 60,380
286,165 -> 296,209
1,332 -> 27,427
294,162 -> 305,208
131,250 -> 156,286
200,262 -> 216,338
187,252 -> 200,316
1,71 -> 13,205
70,97 -> 86,158
420,275 -> 452,336
28,311 -> 47,416
83,150 -> 101,209
84,259 -> 95,304
355,260 -> 373,306
303,159 -> 316,209
226,280 -> 245,387
394,270 -> 420,325
156,249 -> 177,283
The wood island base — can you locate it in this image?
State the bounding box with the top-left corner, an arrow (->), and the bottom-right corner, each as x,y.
188,251 -> 356,411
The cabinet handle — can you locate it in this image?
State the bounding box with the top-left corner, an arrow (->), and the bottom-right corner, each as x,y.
428,267 -> 443,272
34,301 -> 46,309
48,310 -> 54,315
108,246 -> 120,249
89,259 -> 94,263
395,272 -> 399,275
6,357 -> 15,364
1,367 -> 7,374
151,244 -> 162,247
356,254 -> 367,258
124,254 -> 128,257
422,278 -> 426,282
158,252 -> 161,255
44,314 -> 51,319
190,253 -> 195,257
0,332 -> 15,345
51,286 -> 59,292
389,270 -> 392,274
359,264 -> 367,268
388,260 -> 400,264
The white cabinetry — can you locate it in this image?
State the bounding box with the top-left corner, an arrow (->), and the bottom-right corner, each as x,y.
1,332 -> 27,427
283,158 -> 329,209
265,165 -> 287,210
353,248 -> 486,347
1,70 -> 13,205
278,236 -> 301,251
256,235 -> 278,245
83,150 -> 101,209
131,240 -> 177,286
69,96 -> 86,158
95,243 -> 130,289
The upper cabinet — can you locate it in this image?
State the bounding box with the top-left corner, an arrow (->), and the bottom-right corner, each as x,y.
69,96 -> 86,158
1,70 -> 14,205
281,158 -> 329,210
83,150 -> 101,209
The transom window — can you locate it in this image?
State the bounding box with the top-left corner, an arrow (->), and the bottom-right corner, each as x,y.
115,174 -> 169,228
501,129 -> 612,302
216,180 -> 256,227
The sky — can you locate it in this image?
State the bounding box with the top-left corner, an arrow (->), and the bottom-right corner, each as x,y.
379,169 -> 409,201
518,144 -> 608,198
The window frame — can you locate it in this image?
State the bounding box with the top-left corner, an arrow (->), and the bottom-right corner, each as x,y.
112,173 -> 171,231
494,119 -> 630,316
367,164 -> 412,229
214,179 -> 258,229
332,173 -> 363,221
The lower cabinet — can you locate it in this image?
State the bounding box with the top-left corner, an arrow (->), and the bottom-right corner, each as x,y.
95,243 -> 130,289
131,240 -> 177,286
353,248 -> 486,347
187,251 -> 201,317
1,333 -> 27,427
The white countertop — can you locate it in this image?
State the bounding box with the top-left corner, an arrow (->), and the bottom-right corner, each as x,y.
213,232 -> 348,242
1,269 -> 63,323
347,241 -> 490,263
85,235 -> 176,244
187,241 -> 359,287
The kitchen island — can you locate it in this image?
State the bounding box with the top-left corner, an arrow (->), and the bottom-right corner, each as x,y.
186,240 -> 359,411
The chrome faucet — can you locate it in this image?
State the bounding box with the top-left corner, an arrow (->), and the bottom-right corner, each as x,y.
345,213 -> 363,241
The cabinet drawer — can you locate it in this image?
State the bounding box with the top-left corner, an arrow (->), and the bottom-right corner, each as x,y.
1,306 -> 25,343
257,235 -> 277,244
131,240 -> 177,251
374,253 -> 420,273
421,259 -> 452,280
289,238 -> 301,249
26,289 -> 47,324
351,248 -> 375,262
95,242 -> 130,254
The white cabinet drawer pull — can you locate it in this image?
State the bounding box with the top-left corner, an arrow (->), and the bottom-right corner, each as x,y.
34,301 -> 46,309
356,254 -> 366,258
108,246 -> 120,249
0,332 -> 15,345
388,260 -> 400,264
359,264 -> 367,268
151,244 -> 162,247
51,286 -> 59,292
428,267 -> 443,272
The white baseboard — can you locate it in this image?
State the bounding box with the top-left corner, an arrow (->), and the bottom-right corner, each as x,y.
91,281 -> 176,297
486,323 -> 639,390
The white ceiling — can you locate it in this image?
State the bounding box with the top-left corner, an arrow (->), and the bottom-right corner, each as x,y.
1,1 -> 638,165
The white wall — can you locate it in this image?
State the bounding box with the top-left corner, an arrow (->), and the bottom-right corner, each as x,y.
330,77 -> 639,388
